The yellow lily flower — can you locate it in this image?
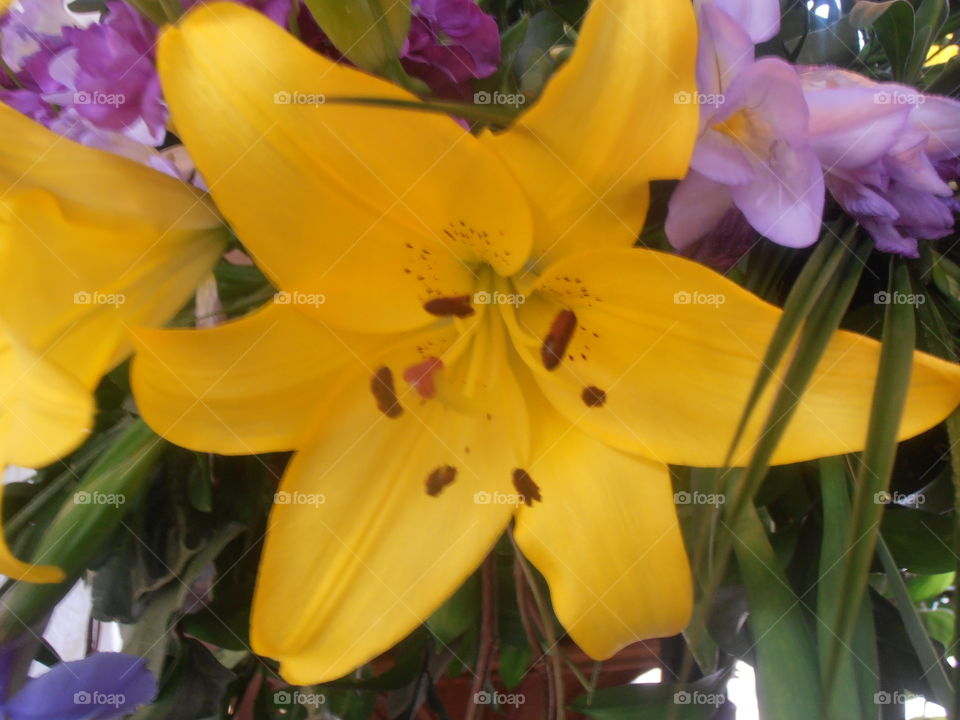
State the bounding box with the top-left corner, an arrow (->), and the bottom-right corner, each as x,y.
130,1 -> 960,683
0,104 -> 227,582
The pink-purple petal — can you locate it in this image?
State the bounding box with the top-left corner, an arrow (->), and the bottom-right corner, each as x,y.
691,129 -> 756,185
665,170 -> 735,250
730,141 -> 825,248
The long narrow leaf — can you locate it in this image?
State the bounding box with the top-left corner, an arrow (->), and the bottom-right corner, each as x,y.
822,259 -> 919,711
725,469 -> 822,720
817,456 -> 881,719
877,536 -> 953,707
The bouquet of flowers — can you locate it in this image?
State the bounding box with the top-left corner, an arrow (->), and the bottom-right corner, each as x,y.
0,0 -> 958,717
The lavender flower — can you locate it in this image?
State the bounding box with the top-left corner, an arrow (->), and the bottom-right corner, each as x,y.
400,0 -> 500,99
666,0 -> 824,252
0,650 -> 156,720
800,67 -> 960,257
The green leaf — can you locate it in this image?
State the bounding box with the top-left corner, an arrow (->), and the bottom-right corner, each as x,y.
725,472 -> 822,720
849,0 -> 905,29
872,0 -> 916,80
795,17 -> 860,66
685,235 -> 869,683
570,672 -> 728,720
882,506 -> 955,575
66,0 -> 108,12
921,608 -> 955,647
498,643 -> 532,690
426,572 -> 480,644
0,421 -> 166,641
131,639 -> 236,720
514,10 -> 570,99
905,0 -> 948,81
822,259 -> 917,710
122,522 -> 245,679
302,0 -> 412,80
878,537 -> 953,708
816,457 -> 879,720
907,572 -> 954,602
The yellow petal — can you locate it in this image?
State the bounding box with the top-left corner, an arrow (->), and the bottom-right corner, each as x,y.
482,0 -> 698,268
514,397 -> 691,657
0,330 -> 94,469
158,2 -> 533,333
131,302 -> 369,455
0,106 -> 225,471
0,467 -> 65,583
513,248 -> 960,466
252,310 -> 529,683
0,103 -> 217,231
0,188 -> 226,386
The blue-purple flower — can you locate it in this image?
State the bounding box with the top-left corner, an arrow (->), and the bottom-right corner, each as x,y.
0,650 -> 156,720
801,67 -> 960,257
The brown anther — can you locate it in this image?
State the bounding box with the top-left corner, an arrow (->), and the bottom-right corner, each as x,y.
371,366 -> 402,418
541,310 -> 577,370
512,469 -> 542,507
581,386 -> 607,407
426,465 -> 457,497
424,295 -> 474,318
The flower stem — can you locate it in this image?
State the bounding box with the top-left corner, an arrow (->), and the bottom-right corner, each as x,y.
509,530 -> 565,720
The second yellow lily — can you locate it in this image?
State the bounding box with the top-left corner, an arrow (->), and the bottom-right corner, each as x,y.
130,0 -> 960,684
0,103 -> 227,581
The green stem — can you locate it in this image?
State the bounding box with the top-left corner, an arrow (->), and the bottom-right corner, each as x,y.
510,531 -> 565,720
0,421 -> 166,641
321,95 -> 522,126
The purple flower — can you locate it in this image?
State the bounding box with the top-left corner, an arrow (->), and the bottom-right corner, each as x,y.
800,67 -> 960,257
400,0 -> 500,99
0,0 -> 75,71
667,2 -> 824,251
64,1 -> 165,143
0,650 -> 156,720
2,0 -> 292,148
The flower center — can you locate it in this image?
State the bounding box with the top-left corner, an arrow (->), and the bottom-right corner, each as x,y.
716,108 -> 776,156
